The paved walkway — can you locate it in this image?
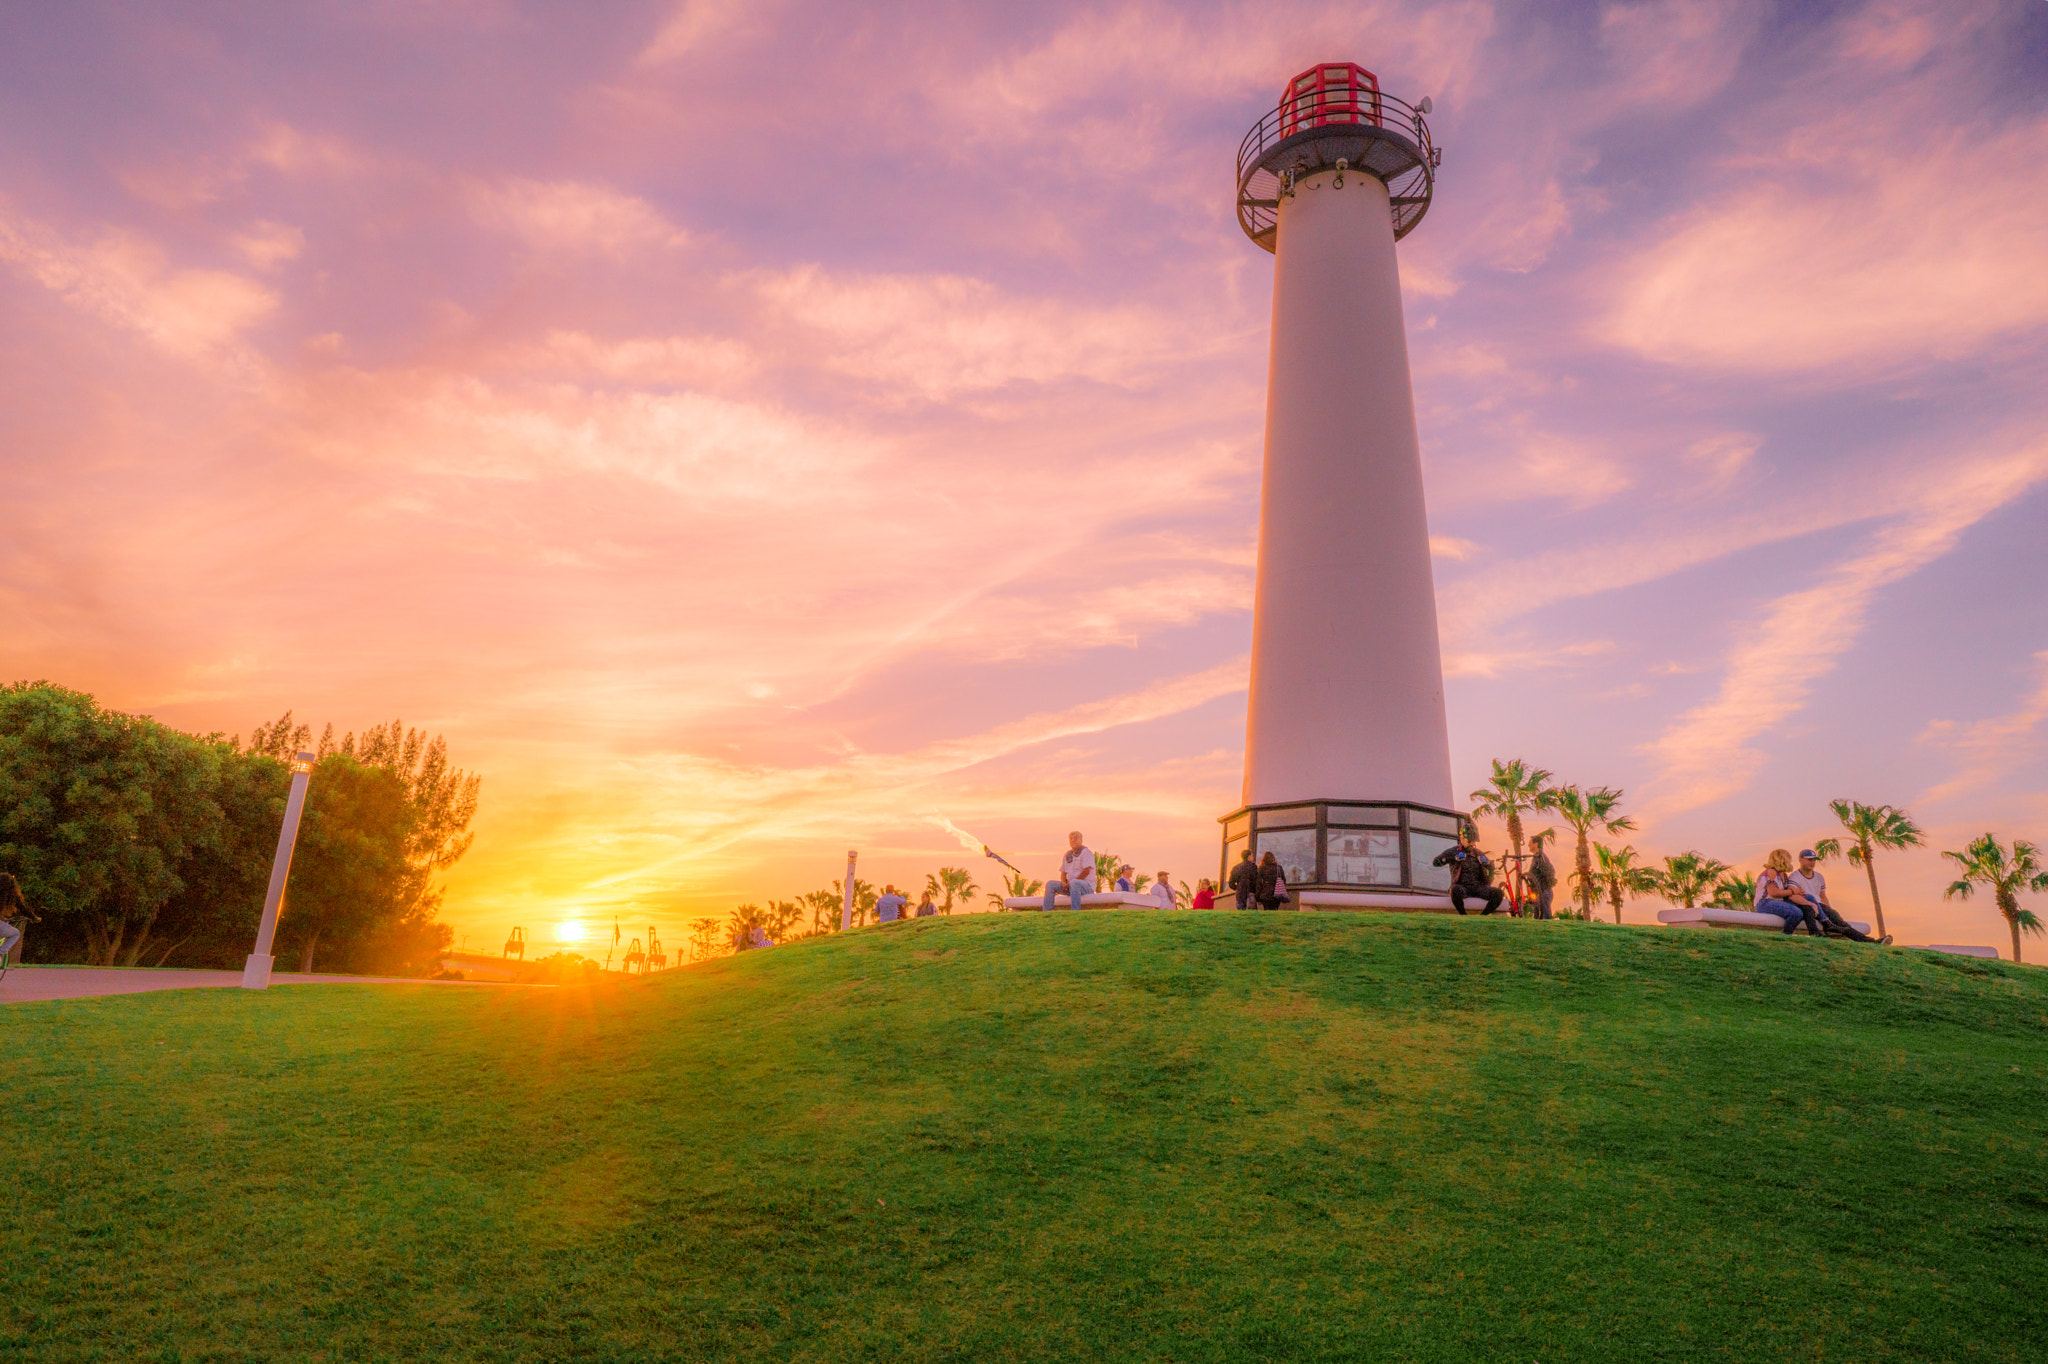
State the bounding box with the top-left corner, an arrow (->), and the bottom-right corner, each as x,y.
0,966 -> 531,1004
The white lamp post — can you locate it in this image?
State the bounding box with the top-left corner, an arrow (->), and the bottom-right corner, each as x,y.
840,850 -> 858,933
242,750 -> 315,990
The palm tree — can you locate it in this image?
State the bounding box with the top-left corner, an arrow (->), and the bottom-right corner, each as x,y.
926,866 -> 978,915
1813,800 -> 1923,942
1942,834 -> 2048,964
764,899 -> 804,940
1469,758 -> 1558,901
1553,785 -> 1637,917
832,878 -> 877,929
1585,842 -> 1659,923
800,888 -> 843,935
1094,851 -> 1121,887
1655,851 -> 1730,911
1709,872 -> 1759,912
985,871 -> 1042,911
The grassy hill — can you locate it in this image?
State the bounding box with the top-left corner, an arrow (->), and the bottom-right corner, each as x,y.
5,912 -> 2046,1362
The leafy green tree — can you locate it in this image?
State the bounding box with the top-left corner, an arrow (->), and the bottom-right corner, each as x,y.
926,866 -> 977,914
1654,851 -> 1730,911
1814,800 -> 1923,942
1553,786 -> 1637,917
0,683 -> 226,965
687,917 -> 724,962
140,742 -> 290,968
1942,834 -> 2048,965
276,755 -> 414,974
986,871 -> 1042,910
1588,843 -> 1660,924
1709,872 -> 1760,912
1093,851 -> 1120,886
1470,758 -> 1558,895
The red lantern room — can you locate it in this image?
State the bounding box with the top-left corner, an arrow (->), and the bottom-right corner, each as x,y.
1279,62 -> 1383,137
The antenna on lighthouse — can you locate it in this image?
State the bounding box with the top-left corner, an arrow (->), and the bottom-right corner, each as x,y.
1219,63 -> 1464,913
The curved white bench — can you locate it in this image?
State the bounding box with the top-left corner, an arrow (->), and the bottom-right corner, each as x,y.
1004,892 -> 1169,911
1658,906 -> 1872,935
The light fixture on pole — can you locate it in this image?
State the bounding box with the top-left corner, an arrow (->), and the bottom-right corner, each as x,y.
840,850 -> 858,932
243,750 -> 316,990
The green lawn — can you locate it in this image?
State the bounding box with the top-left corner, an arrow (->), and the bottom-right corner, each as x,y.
5,912 -> 2046,1362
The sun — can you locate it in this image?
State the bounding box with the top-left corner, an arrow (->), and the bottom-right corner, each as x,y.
556,920 -> 588,943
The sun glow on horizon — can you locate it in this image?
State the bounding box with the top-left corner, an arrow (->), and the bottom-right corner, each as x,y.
557,920 -> 588,943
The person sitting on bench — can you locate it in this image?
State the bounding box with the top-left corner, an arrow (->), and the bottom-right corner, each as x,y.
1789,848 -> 1889,945
1041,831 -> 1096,911
1754,849 -> 1819,935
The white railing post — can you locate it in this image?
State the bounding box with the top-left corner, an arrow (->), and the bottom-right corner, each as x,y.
242,751 -> 315,989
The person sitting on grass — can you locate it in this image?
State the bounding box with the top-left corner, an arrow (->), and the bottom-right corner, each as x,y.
914,889 -> 937,918
1040,831 -> 1096,912
1192,878 -> 1216,910
1150,871 -> 1176,909
1754,850 -> 1818,935
875,884 -> 908,925
1789,848 -> 1890,945
1433,825 -> 1503,915
1227,848 -> 1256,910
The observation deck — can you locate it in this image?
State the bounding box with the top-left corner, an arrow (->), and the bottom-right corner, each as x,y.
1236,62 -> 1438,251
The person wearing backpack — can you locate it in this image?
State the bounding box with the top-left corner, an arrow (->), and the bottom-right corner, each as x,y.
1253,851 -> 1290,911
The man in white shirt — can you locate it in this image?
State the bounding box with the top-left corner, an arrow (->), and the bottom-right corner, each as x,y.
1789,850 -> 1888,944
1041,831 -> 1096,911
1151,872 -> 1177,909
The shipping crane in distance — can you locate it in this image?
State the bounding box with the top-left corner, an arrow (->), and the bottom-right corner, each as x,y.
503,927 -> 526,960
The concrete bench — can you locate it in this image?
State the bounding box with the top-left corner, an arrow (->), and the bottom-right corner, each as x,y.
1004,892 -> 1172,911
1658,906 -> 1872,935
1006,890 -> 1491,913
1905,944 -> 2000,960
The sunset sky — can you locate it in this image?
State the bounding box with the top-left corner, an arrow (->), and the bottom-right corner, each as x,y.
3,0 -> 2045,954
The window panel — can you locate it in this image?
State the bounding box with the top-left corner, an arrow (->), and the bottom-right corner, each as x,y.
1257,829 -> 1317,887
1409,832 -> 1456,890
1325,829 -> 1400,885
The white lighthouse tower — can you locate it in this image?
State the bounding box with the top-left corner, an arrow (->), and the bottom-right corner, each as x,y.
1218,63 -> 1463,906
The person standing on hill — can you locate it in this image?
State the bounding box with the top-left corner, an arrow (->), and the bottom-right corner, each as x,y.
1041,831 -> 1096,911
0,872 -> 31,967
1253,851 -> 1289,911
875,884 -> 908,925
1228,848 -> 1257,910
1528,830 -> 1558,921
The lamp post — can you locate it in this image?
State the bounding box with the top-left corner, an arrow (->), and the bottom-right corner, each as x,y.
242,750 -> 315,990
840,850 -> 858,933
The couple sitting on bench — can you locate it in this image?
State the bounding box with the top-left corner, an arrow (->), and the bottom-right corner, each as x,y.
1754,848 -> 1890,944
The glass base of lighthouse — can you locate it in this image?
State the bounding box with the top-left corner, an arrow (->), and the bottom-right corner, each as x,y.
1217,799 -> 1466,902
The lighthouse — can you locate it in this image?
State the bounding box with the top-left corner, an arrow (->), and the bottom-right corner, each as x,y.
1218,63 -> 1463,907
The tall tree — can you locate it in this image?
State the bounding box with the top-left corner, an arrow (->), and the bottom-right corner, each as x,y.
1814,800 -> 1923,942
985,871 -> 1042,910
1552,785 -> 1637,918
276,755 -> 415,974
1586,843 -> 1659,924
135,742 -> 289,968
1469,758 -> 1558,897
1655,851 -> 1730,912
800,888 -> 843,935
926,866 -> 977,914
1942,834 -> 2048,965
0,683 -> 226,965
763,899 -> 804,940
687,917 -> 724,962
